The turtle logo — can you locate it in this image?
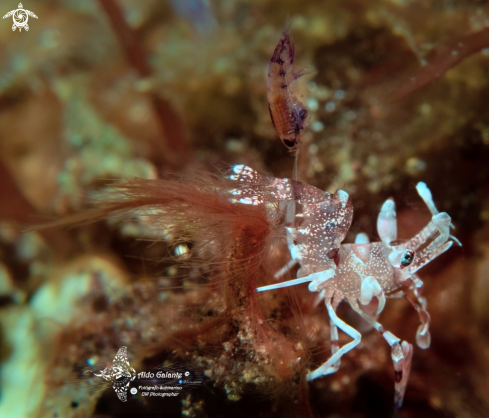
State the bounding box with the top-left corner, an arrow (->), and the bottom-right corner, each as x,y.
94,347 -> 136,402
3,3 -> 37,32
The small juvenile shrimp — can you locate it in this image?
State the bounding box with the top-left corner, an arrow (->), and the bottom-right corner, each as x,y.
267,22 -> 309,155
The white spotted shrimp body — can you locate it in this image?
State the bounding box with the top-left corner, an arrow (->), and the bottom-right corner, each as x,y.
229,164 -> 353,285
230,165 -> 459,411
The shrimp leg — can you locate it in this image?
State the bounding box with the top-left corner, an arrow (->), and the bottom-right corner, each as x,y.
307,298 -> 362,381
274,199 -> 302,279
405,278 -> 431,349
350,301 -> 413,411
257,269 -> 334,292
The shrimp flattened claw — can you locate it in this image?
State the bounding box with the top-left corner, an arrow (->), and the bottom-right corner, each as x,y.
355,232 -> 369,244
377,198 -> 397,245
416,182 -> 440,217
417,182 -> 461,245
359,276 -> 386,315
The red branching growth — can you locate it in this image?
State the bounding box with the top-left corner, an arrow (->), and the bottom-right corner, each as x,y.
390,26 -> 489,101
47,172 -> 276,273
40,171 -> 278,320
97,0 -> 189,162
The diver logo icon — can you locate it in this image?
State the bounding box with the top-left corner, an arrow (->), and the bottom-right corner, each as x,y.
3,3 -> 38,32
94,347 -> 136,402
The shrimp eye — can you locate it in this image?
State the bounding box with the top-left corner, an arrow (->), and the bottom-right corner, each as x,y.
299,108 -> 308,121
400,250 -> 415,267
283,139 -> 296,148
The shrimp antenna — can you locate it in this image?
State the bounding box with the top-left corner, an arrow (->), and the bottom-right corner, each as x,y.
292,145 -> 300,181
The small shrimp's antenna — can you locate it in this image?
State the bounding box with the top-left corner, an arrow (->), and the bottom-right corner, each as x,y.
292,145 -> 300,181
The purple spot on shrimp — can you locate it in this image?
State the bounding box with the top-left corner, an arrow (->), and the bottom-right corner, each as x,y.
395,370 -> 403,383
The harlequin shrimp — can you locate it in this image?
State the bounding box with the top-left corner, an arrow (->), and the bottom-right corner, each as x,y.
267,21 -> 309,178
229,165 -> 459,410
